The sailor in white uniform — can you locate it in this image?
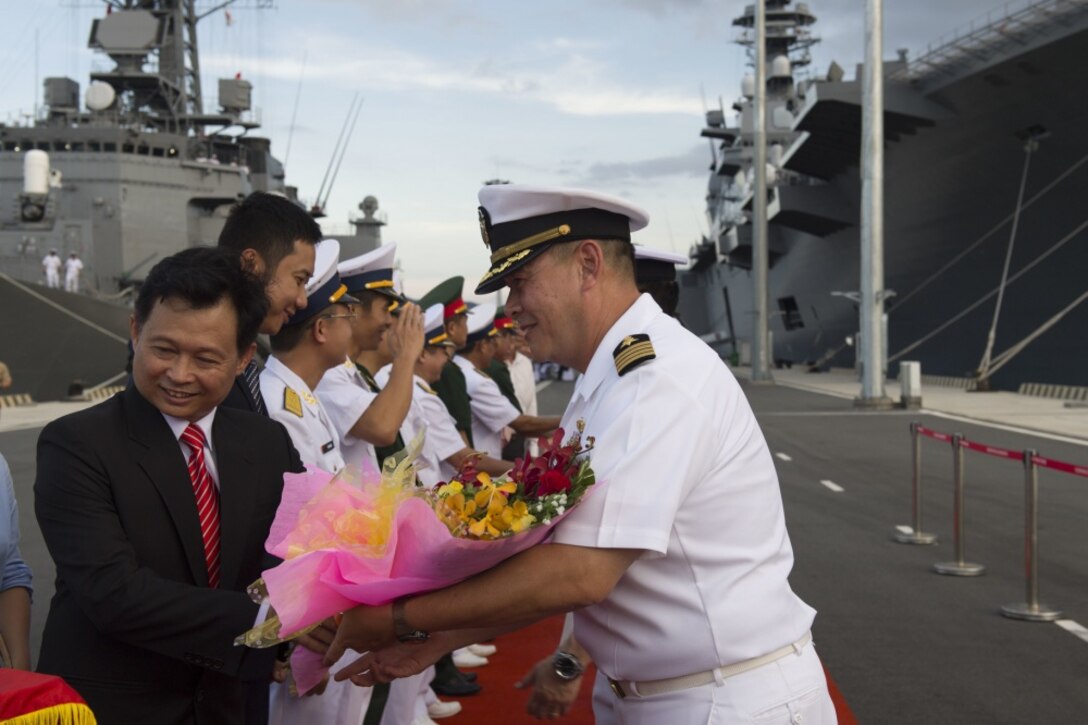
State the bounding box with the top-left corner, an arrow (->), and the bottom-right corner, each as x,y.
315,242 -> 421,477
42,249 -> 61,288
326,185 -> 836,725
64,252 -> 84,293
261,239 -> 374,724
452,303 -> 560,460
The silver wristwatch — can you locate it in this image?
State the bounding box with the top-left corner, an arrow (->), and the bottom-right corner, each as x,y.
552,651 -> 584,680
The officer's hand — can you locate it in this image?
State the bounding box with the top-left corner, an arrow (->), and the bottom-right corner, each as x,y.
516,656 -> 583,720
386,303 -> 424,361
322,604 -> 396,668
294,617 -> 337,655
334,637 -> 447,686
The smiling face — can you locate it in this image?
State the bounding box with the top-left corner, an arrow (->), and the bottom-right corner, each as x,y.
130,296 -> 251,422
503,245 -> 583,366
351,294 -> 394,353
258,240 -> 316,335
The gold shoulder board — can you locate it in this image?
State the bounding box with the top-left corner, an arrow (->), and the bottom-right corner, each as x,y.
283,387 -> 304,418
614,334 -> 655,376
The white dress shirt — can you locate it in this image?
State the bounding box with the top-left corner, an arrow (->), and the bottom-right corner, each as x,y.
553,294 -> 816,682
452,355 -> 519,460
260,356 -> 344,474
313,358 -> 379,475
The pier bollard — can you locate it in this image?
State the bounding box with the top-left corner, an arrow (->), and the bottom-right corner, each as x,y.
1001,450 -> 1062,621
933,434 -> 985,576
895,422 -> 938,544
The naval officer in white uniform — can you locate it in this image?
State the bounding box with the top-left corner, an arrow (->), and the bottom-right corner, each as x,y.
376,303 -> 515,486
314,242 -> 415,475
324,184 -> 836,724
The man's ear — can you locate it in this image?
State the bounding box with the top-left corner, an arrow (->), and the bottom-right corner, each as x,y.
236,342 -> 256,375
129,314 -> 140,345
575,240 -> 605,290
240,248 -> 265,278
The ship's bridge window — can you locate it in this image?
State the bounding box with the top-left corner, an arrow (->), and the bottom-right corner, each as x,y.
104,142 -> 117,152
136,145 -> 150,156
122,143 -> 134,153
89,142 -> 101,152
3,142 -> 17,151
70,142 -> 84,152
152,146 -> 164,158
778,296 -> 804,330
35,141 -> 49,150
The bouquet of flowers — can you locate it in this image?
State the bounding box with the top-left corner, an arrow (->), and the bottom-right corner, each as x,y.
237,423 -> 595,693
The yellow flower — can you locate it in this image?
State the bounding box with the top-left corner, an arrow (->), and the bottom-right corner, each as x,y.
437,481 -> 463,497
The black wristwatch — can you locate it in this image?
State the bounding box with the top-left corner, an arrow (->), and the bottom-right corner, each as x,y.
392,598 -> 429,644
552,651 -> 584,681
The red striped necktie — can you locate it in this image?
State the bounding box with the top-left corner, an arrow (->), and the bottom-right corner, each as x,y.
180,423 -> 222,588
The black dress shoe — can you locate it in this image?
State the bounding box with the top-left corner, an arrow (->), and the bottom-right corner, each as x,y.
431,674 -> 481,697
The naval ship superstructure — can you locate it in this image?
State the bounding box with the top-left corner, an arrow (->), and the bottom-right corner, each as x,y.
682,0 -> 1088,389
0,0 -> 293,400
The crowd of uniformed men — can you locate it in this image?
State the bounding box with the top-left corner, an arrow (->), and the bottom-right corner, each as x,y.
22,184 -> 837,725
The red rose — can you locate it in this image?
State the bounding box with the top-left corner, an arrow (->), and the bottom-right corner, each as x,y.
537,469 -> 572,496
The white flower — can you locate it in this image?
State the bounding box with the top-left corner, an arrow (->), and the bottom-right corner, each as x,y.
556,505 -> 566,515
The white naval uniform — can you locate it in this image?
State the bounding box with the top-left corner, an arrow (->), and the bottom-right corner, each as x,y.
377,366 -> 466,486
552,294 -> 834,724
508,351 -> 539,456
314,358 -> 379,475
260,359 -> 372,724
452,355 -> 519,460
63,256 -> 83,292
42,254 -> 61,288
259,357 -> 345,475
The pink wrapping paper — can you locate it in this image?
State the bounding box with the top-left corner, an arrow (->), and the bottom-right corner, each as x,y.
263,465 -> 585,693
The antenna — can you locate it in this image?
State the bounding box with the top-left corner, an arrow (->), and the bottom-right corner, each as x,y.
320,97 -> 364,213
312,93 -> 363,216
283,49 -> 307,170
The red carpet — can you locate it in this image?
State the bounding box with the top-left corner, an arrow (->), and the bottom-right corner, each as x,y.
443,617 -> 857,723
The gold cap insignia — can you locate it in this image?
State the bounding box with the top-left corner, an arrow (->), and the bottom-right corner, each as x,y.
613,333 -> 655,376
283,387 -> 304,418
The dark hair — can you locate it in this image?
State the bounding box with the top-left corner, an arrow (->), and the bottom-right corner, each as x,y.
135,246 -> 268,354
269,319 -> 310,353
217,191 -> 322,277
638,280 -> 680,318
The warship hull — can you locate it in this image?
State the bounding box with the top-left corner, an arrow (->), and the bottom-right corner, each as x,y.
684,3 -> 1088,390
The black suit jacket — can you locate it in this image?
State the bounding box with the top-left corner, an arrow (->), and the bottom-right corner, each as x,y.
34,386 -> 302,725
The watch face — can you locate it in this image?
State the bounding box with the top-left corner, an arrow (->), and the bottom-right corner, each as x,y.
553,652 -> 583,680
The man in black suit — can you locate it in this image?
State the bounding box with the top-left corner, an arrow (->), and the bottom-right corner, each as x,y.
35,247 -> 301,725
217,192 -> 322,415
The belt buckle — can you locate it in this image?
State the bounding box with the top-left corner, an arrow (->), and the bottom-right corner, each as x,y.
609,679 -> 627,699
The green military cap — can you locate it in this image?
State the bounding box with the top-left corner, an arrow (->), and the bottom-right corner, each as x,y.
418,276 -> 468,320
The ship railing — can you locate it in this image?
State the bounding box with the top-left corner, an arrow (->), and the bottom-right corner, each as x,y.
889,0 -> 1088,85
896,421 -> 1087,621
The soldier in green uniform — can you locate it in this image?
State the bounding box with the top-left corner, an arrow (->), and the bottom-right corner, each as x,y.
417,277 -> 474,447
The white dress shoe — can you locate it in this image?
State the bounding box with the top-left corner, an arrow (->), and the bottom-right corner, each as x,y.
427,699 -> 463,719
452,647 -> 489,668
466,643 -> 497,657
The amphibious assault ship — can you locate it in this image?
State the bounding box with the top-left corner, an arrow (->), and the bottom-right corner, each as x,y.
682,0 -> 1088,390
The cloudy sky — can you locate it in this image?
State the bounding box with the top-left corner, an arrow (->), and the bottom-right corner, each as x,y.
0,0 -> 1016,298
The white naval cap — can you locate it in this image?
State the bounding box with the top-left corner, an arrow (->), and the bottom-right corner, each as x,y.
464,301 -> 498,345
423,303 -> 455,347
634,245 -> 688,284
337,242 -> 403,303
284,238 -> 356,327
475,184 -> 650,294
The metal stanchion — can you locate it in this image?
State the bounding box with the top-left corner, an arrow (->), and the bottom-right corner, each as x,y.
895,422 -> 937,544
1002,450 -> 1061,621
933,434 -> 985,576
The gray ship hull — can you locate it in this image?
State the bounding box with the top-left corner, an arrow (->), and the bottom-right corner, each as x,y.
686,9 -> 1088,390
